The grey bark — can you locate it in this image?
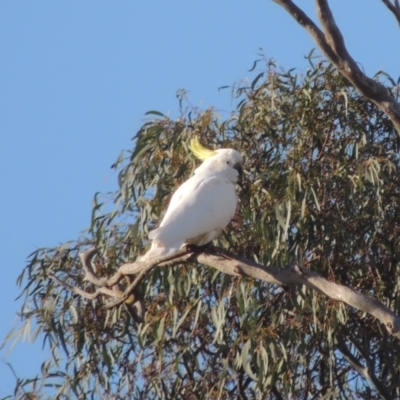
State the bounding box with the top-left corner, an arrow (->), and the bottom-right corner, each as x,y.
273,0 -> 400,135
52,245 -> 400,339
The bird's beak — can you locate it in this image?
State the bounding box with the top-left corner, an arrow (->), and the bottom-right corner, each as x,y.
234,163 -> 243,183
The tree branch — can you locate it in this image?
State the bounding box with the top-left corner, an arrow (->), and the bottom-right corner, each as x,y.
104,250 -> 191,309
52,245 -> 400,339
50,247 -> 194,323
336,336 -> 393,400
201,247 -> 400,338
273,0 -> 400,135
49,273 -> 116,299
381,0 -> 400,27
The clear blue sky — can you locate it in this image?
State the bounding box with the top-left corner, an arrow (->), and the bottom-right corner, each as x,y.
0,1 -> 398,396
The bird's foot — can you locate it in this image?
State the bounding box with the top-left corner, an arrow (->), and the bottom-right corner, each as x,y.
185,242 -> 214,254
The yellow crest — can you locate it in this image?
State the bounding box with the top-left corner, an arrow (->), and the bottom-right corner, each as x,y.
189,137 -> 217,160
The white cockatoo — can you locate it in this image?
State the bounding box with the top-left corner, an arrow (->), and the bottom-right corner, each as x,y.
141,137 -> 243,260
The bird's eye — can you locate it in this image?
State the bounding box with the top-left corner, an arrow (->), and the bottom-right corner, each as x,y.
226,161 -> 230,165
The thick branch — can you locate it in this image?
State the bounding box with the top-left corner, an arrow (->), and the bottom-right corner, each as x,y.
315,0 -> 350,57
273,0 -> 400,135
58,245 -> 400,339
382,0 -> 400,27
197,247 -> 400,338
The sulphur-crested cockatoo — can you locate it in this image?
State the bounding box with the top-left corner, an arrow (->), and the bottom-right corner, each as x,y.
141,137 -> 243,260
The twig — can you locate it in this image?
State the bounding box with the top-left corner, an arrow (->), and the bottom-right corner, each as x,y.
49,274 -> 115,299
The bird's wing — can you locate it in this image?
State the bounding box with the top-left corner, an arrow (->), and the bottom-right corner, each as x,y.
149,175 -> 237,249
158,176 -> 198,224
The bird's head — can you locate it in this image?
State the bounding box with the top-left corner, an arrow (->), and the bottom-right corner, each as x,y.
189,137 -> 243,183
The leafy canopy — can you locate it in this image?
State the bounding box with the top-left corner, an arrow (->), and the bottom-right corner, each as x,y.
6,56 -> 400,399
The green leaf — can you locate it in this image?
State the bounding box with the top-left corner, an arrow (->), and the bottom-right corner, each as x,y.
241,340 -> 257,381
145,110 -> 165,117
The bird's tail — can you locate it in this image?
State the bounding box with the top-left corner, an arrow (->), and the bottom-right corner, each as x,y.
139,242 -> 181,261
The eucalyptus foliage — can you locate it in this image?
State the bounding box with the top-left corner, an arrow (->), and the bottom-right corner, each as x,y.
5,57 -> 400,399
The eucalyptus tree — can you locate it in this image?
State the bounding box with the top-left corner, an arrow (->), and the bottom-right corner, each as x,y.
5,53 -> 400,400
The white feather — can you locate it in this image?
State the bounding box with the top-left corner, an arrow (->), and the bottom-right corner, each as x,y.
141,147 -> 242,260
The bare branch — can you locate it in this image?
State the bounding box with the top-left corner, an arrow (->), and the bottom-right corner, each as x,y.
315,0 -> 349,57
105,248 -> 192,309
273,0 -> 400,135
51,246 -> 195,306
52,244 -> 400,339
79,247 -> 124,287
272,0 -> 338,63
49,274 -> 115,300
382,0 -> 400,27
336,336 -> 393,400
199,247 -> 400,338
